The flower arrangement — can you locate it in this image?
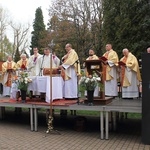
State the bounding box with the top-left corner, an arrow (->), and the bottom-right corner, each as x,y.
79,71 -> 101,96
17,71 -> 32,91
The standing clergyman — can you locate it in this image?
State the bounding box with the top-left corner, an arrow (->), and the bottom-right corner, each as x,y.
102,44 -> 119,97
52,51 -> 60,68
60,43 -> 80,99
86,49 -> 99,61
2,56 -> 17,96
28,47 -> 42,76
119,48 -> 141,98
17,54 -> 28,70
85,49 -> 99,96
37,47 -> 59,76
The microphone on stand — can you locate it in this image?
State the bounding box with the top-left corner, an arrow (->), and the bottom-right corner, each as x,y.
75,59 -> 80,105
39,54 -> 45,76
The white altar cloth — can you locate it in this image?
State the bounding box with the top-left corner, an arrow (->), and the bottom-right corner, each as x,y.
11,76 -> 64,103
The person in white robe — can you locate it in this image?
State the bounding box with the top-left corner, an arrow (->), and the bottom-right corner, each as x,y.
2,56 -> 17,96
27,47 -> 42,96
37,47 -> 59,76
52,51 -> 60,67
119,48 -> 141,98
28,47 -> 42,76
60,43 -> 80,99
102,44 -> 119,97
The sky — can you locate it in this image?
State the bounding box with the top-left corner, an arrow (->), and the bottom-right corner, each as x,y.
0,0 -> 52,44
0,0 -> 51,25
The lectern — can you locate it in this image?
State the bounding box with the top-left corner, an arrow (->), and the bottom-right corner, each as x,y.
84,59 -> 113,105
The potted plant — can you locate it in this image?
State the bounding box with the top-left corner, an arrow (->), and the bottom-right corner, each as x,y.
17,71 -> 32,103
79,71 -> 101,105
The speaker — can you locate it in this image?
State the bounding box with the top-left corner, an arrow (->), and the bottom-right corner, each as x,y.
142,53 -> 150,144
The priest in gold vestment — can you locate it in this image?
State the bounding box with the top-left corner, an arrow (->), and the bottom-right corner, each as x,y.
102,44 -> 119,97
120,48 -> 141,98
17,54 -> 28,70
61,43 -> 80,99
2,56 -> 17,96
85,49 -> 99,96
86,49 -> 99,61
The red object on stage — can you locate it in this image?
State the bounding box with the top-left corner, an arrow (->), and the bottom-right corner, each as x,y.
99,56 -> 108,62
7,98 -> 83,106
21,64 -> 26,70
118,61 -> 126,66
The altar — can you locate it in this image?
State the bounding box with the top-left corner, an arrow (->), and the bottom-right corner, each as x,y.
11,76 -> 64,103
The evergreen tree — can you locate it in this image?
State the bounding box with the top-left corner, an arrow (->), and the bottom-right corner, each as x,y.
102,0 -> 150,59
30,7 -> 46,54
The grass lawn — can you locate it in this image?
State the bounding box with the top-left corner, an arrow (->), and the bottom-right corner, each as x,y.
44,109 -> 142,119
5,107 -> 142,119
127,113 -> 141,119
75,110 -> 142,119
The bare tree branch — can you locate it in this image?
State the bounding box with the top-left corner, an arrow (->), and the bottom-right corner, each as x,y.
10,22 -> 30,57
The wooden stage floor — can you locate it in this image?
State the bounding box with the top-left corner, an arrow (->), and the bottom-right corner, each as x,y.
0,95 -> 142,140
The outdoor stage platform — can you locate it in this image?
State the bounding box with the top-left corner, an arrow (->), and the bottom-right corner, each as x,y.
0,96 -> 142,140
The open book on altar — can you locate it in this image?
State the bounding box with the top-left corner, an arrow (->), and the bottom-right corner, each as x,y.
43,68 -> 60,76
99,56 -> 107,62
118,61 -> 126,66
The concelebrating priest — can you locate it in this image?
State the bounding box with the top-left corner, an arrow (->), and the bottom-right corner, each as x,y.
60,43 -> 81,99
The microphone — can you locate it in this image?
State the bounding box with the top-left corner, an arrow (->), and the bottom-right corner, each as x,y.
39,54 -> 45,76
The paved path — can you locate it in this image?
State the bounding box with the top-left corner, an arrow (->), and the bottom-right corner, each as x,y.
0,108 -> 150,150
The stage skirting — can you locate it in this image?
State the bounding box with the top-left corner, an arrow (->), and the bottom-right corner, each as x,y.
11,76 -> 64,103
